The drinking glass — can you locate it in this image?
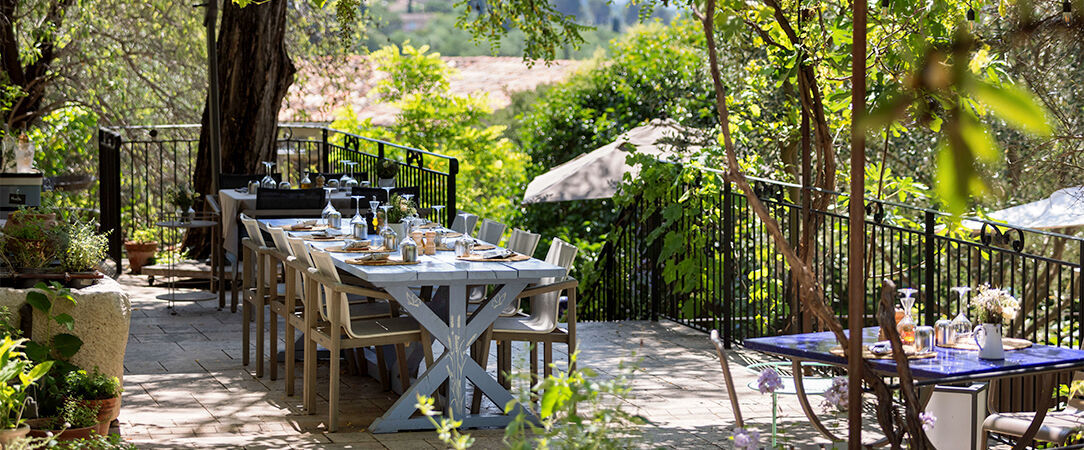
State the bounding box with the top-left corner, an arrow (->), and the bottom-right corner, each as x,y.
949,286 -> 972,344
432,204 -> 445,226
897,288 -> 918,345
457,212 -> 471,234
322,187 -> 337,224
369,199 -> 380,227
350,195 -> 367,238
260,161 -> 277,189
339,160 -> 355,187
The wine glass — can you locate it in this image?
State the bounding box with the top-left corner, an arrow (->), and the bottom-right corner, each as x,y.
339,160 -> 355,187
321,187 -> 336,224
897,288 -> 918,345
432,204 -> 445,226
456,212 -> 471,234
950,286 -> 972,344
368,199 -> 380,230
350,195 -> 367,238
380,186 -> 393,204
260,161 -> 277,189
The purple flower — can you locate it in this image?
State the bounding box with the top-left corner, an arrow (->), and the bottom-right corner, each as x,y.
731,427 -> 762,449
821,377 -> 849,412
920,412 -> 936,431
757,368 -> 784,394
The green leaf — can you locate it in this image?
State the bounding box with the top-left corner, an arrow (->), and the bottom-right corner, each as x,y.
54,313 -> 75,331
0,359 -> 22,383
969,80 -> 1052,136
24,341 -> 49,363
26,360 -> 52,383
540,386 -> 560,418
52,333 -> 84,359
25,290 -> 51,314
959,114 -> 999,162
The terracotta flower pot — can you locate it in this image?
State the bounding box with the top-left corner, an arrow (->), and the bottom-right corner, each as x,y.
77,396 -> 121,423
124,241 -> 158,274
0,425 -> 30,448
26,418 -> 104,441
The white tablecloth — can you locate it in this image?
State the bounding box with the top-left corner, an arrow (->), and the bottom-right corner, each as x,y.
219,189 -> 357,254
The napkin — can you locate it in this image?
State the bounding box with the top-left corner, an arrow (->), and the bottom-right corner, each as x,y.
357,252 -> 389,261
478,249 -> 514,259
295,219 -> 318,227
344,240 -> 371,251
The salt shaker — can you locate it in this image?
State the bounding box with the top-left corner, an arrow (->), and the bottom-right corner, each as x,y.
454,238 -> 475,257
424,231 -> 436,255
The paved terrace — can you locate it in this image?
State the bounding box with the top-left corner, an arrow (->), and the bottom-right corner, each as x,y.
117,275 -> 934,449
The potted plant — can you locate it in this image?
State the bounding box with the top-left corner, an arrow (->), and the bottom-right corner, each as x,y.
379,194 -> 417,238
377,159 -> 398,187
123,228 -> 158,274
0,210 -> 63,284
167,185 -> 198,222
0,337 -> 54,447
27,399 -> 101,441
63,369 -> 122,431
59,222 -> 108,288
969,284 -> 1020,360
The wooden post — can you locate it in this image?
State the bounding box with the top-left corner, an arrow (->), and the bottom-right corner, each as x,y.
848,0 -> 868,446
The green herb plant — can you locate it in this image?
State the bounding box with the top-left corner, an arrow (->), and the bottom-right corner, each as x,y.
124,228 -> 157,244
46,399 -> 99,430
380,194 -> 417,224
0,337 -> 54,429
63,369 -> 121,401
24,282 -> 83,362
376,158 -> 398,179
60,222 -> 108,273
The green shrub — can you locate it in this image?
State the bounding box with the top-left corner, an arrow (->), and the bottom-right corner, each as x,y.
60,222 -> 109,272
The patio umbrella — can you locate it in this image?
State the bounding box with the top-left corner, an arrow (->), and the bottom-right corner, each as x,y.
521,119 -> 708,204
962,186 -> 1084,231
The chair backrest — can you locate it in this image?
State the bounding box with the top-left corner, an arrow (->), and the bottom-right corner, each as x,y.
476,219 -> 507,245
308,247 -> 349,323
240,215 -> 267,247
450,212 -> 479,235
507,228 -> 541,256
391,186 -> 420,203
543,237 -> 578,278
220,172 -> 280,189
710,329 -> 745,429
351,186 -> 388,204
287,237 -> 312,268
205,194 -> 222,215
268,227 -> 291,255
255,188 -> 325,210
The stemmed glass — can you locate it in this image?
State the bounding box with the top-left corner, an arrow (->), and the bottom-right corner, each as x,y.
321,187 -> 337,224
379,204 -> 395,249
350,195 -> 366,237
950,286 -> 973,344
456,212 -> 472,235
340,161 -> 357,188
897,288 -> 918,345
432,204 -> 445,226
369,199 -> 381,232
381,186 -> 393,204
260,161 -> 277,189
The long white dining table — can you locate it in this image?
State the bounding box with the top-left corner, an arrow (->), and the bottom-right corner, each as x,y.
220,188 -> 357,255
256,218 -> 566,433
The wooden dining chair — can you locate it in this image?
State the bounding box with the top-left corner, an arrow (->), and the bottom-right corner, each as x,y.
981,371 -> 1084,448
305,248 -> 433,432
710,329 -> 746,429
265,227 -> 307,383
239,215 -> 277,378
450,212 -> 479,235
476,219 -> 507,245
470,238 -> 579,413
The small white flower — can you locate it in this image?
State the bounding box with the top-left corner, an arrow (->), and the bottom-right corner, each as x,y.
920,412 -> 936,431
756,368 -> 784,394
731,427 -> 761,449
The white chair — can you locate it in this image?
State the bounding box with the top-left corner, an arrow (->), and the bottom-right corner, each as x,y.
265,227 -> 310,383
471,238 -> 579,413
450,212 -> 479,235
475,219 -> 507,245
304,248 -> 433,432
506,228 -> 541,257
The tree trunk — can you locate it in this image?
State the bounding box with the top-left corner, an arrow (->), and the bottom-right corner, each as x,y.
184,0 -> 296,256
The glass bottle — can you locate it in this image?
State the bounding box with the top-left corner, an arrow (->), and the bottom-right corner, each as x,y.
897,288 -> 918,345
300,172 -> 313,189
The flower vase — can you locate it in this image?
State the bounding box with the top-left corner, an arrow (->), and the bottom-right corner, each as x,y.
973,323 -> 1005,360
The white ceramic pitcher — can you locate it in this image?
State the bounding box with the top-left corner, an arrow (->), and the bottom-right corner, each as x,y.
973,323 -> 1005,360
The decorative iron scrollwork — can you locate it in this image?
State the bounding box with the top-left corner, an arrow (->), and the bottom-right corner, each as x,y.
406,149 -> 423,167
343,134 -> 360,152
279,127 -> 294,140
980,223 -> 1025,252
865,202 -> 885,223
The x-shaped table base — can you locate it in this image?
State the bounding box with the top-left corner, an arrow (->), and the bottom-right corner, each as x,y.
370,281 -> 532,433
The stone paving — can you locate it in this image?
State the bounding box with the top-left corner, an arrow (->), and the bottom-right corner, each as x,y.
115,274 -> 1002,449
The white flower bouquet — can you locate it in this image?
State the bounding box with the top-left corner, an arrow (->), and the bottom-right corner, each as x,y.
970,284 -> 1020,325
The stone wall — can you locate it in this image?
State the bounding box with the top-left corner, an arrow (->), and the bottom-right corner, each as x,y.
0,277 -> 132,381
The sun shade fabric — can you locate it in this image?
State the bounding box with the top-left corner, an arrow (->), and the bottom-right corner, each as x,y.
219,172 -> 281,189
255,187 -> 325,210
962,186 -> 1084,231
521,119 -> 709,204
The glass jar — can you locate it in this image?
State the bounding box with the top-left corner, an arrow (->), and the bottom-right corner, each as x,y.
300,172 -> 313,189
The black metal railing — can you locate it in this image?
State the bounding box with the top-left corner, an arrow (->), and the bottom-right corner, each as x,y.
582,166 -> 1084,354
97,124 -> 458,264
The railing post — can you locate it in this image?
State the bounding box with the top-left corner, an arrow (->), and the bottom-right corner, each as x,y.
722,180 -> 735,348
98,128 -> 123,273
446,158 -> 458,225
320,128 -> 329,173
923,210 -> 937,326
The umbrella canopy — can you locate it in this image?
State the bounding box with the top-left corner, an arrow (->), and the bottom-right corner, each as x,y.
521,119 -> 707,204
963,186 -> 1084,231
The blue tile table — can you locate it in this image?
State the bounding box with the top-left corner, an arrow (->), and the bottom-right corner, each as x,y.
744,327 -> 1084,449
